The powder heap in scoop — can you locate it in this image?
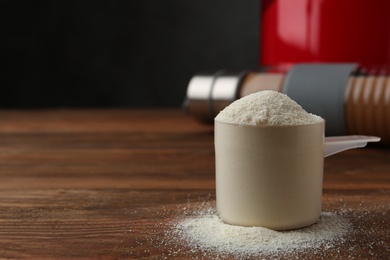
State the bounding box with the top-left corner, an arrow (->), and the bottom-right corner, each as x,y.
215,90 -> 323,126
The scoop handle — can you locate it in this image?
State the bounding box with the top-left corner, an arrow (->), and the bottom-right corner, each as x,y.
324,135 -> 381,157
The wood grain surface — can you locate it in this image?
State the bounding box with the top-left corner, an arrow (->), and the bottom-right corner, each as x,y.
0,109 -> 388,259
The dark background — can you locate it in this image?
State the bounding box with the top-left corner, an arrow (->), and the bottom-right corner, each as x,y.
0,0 -> 260,108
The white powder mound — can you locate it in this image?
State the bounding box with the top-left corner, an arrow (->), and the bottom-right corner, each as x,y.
215,90 -> 323,126
169,208 -> 350,258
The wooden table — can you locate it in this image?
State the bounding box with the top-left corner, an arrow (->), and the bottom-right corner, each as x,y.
0,109 -> 388,259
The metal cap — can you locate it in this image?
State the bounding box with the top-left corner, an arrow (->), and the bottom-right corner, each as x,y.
185,71 -> 246,123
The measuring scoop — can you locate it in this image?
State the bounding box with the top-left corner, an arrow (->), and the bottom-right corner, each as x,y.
324,135 -> 381,157
215,120 -> 381,230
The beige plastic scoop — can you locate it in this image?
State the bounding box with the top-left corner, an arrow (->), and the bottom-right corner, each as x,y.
324,135 -> 381,157
215,120 -> 381,230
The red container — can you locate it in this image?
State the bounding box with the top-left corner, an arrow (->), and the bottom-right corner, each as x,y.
260,0 -> 390,71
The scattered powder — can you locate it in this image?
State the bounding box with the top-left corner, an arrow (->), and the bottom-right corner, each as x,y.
166,207 -> 350,259
215,90 -> 323,126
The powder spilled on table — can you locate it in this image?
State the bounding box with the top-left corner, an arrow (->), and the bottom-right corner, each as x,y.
164,206 -> 350,258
